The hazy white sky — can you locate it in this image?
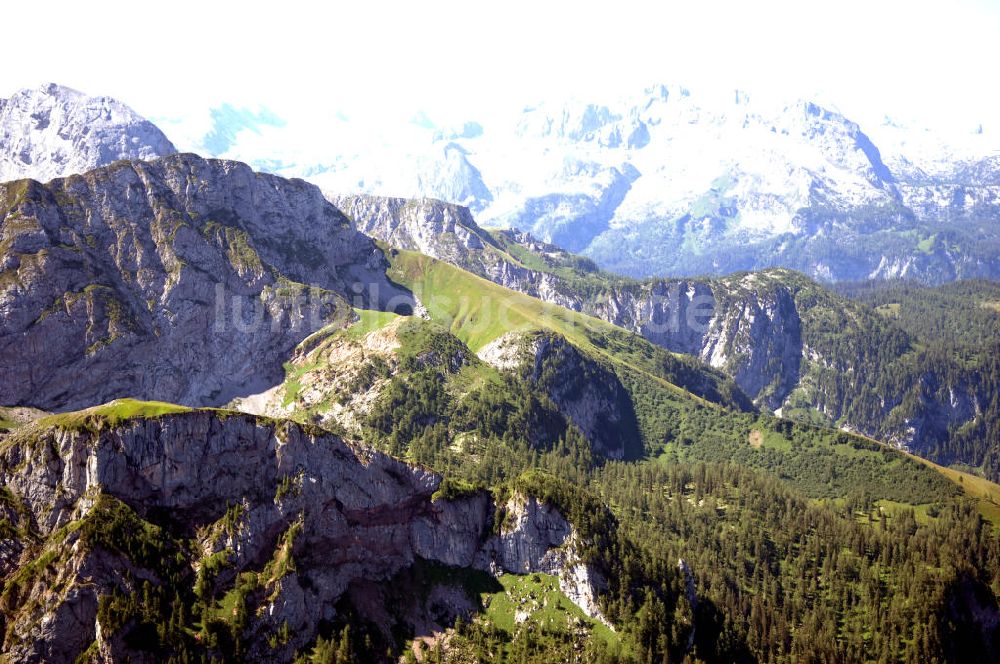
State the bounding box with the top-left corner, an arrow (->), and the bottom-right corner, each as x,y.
4,0 -> 999,130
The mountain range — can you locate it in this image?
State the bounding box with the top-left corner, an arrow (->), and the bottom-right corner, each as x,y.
173,84 -> 1000,284
0,83 -> 999,663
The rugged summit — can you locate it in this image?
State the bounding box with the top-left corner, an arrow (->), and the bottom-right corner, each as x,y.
0,154 -> 409,411
331,194 -> 492,262
0,84 -> 176,183
233,310 -> 648,462
477,330 -> 641,459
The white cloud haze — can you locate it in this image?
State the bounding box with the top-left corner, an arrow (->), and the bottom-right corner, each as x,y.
5,0 -> 999,135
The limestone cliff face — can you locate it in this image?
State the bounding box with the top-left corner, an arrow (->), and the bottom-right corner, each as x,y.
697,273 -> 803,409
0,84 -> 176,183
331,194 -> 492,262
486,493 -> 608,622
328,194 -> 585,311
0,154 -> 411,411
550,271 -> 804,410
0,407 -> 606,662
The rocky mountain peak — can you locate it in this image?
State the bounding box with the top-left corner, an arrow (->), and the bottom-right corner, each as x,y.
0,83 -> 176,183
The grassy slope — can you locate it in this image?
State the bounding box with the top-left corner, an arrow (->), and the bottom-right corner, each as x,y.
386,247 -> 605,352
903,450 -> 1000,527
274,308 -> 503,429
481,573 -> 622,650
383,247 -> 764,458
344,308 -> 401,340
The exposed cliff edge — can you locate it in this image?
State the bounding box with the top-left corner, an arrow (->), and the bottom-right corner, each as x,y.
0,83 -> 176,183
330,194 -> 495,262
0,403 -> 608,662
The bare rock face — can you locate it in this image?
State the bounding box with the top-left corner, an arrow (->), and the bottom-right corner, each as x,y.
0,407 -> 606,662
483,493 -> 608,623
698,273 -> 803,409
0,154 -> 412,411
331,194 -> 490,261
0,83 -> 176,183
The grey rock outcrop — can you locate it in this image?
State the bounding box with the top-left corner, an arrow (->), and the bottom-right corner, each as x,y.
330,194 -> 582,308
484,493 -> 608,622
415,142 -> 493,213
0,83 -> 176,183
331,194 -> 491,262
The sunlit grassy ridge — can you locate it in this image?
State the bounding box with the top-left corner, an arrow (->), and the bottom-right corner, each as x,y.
386,247 -> 604,352
344,308 -> 400,340
35,399 -> 192,432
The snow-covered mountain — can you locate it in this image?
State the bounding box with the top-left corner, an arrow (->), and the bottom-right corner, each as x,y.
175,83 -> 999,283
11,82 -> 994,284
0,83 -> 176,182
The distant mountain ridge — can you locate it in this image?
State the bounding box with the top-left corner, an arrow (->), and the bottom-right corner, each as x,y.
0,83 -> 176,182
190,83 -> 1000,284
